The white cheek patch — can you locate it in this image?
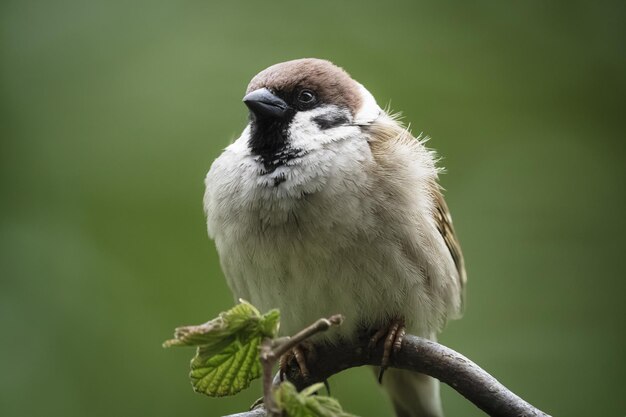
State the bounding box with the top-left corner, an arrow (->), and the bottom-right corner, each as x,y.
287,106 -> 361,150
353,82 -> 381,125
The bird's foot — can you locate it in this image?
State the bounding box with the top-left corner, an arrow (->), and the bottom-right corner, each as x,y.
368,318 -> 406,383
279,341 -> 317,381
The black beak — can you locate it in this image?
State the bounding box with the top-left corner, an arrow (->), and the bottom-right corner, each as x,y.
243,88 -> 288,120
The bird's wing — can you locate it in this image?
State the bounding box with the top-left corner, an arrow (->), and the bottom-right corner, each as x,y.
367,115 -> 467,311
431,184 -> 467,309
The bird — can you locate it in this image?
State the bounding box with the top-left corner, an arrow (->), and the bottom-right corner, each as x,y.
203,58 -> 466,417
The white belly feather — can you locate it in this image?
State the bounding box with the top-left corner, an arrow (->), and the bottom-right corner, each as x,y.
204,127 -> 459,341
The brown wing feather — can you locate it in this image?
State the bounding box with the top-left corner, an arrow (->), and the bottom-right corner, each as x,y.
367,116 -> 467,310
432,186 -> 467,308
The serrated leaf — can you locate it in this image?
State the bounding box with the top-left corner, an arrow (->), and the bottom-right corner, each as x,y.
163,300 -> 263,349
274,382 -> 357,417
190,334 -> 262,396
163,300 -> 281,397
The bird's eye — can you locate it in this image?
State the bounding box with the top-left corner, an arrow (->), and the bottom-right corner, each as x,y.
297,90 -> 316,106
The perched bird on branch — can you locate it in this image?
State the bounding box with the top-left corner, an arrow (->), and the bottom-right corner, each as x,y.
204,58 -> 466,417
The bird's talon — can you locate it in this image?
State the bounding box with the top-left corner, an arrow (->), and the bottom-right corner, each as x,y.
278,354 -> 287,382
323,379 -> 331,396
278,342 -> 316,381
293,344 -> 310,379
370,318 -> 406,384
369,326 -> 388,351
393,326 -> 406,354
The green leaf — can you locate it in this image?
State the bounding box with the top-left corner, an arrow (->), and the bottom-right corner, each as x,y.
190,333 -> 262,396
274,382 -> 358,417
163,300 -> 280,397
163,300 -> 272,349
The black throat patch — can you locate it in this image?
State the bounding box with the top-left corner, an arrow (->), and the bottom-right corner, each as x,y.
248,115 -> 301,174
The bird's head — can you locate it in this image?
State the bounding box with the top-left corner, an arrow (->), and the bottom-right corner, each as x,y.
242,58 -> 381,162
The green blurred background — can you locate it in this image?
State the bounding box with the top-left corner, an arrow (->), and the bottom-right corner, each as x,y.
1,1 -> 625,416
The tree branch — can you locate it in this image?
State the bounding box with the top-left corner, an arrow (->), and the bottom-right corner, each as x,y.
225,333 -> 551,417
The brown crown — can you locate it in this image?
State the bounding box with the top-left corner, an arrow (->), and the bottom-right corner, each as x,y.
246,58 -> 363,115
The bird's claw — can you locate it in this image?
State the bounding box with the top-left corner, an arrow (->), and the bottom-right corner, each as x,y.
369,318 -> 406,383
279,342 -> 316,381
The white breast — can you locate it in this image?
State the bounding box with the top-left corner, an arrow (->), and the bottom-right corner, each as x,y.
204,123 -> 457,341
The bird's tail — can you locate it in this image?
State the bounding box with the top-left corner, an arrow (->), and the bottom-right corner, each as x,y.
379,368 -> 444,417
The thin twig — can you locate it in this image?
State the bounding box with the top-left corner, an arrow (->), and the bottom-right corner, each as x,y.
273,314 -> 344,358
258,315 -> 344,417
258,339 -> 279,416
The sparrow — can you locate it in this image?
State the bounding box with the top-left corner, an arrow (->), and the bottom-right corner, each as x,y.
204,58 -> 466,417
